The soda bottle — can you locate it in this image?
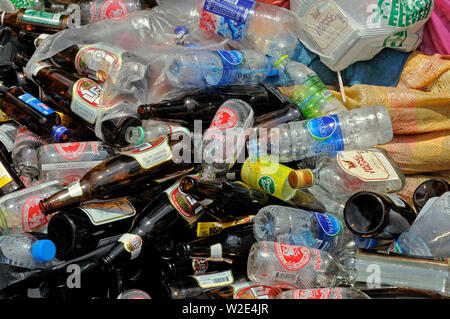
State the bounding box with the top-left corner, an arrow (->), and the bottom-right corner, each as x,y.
388,192 -> 450,258
137,84 -> 292,126
39,133 -> 195,215
0,233 -> 56,269
165,49 -> 276,89
0,180 -> 66,234
412,179 -> 449,213
0,8 -> 70,34
37,141 -> 116,185
253,205 -> 353,254
259,105 -> 393,162
46,197 -> 150,259
343,192 -> 416,241
0,121 -> 19,164
277,61 -> 348,118
275,287 -> 370,299
12,126 -> 48,179
0,83 -> 71,143
176,223 -> 256,263
201,99 -> 254,180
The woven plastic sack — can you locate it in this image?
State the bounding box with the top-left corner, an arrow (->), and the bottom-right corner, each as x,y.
290,0 -> 434,71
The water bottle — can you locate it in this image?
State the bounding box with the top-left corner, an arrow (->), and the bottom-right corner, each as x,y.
165,49 -> 275,89
253,205 -> 353,253
276,287 -> 370,299
0,233 -> 56,269
388,192 -> 450,258
124,120 -> 191,146
201,99 -> 254,180
264,105 -> 393,162
276,60 -> 348,118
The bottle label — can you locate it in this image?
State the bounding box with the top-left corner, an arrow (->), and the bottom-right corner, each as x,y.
306,114 -> 344,156
75,43 -> 124,82
208,105 -> 239,131
0,165 -> 12,189
70,78 -> 104,124
234,283 -> 283,299
67,181 -> 83,198
79,198 -> 136,226
0,110 -> 9,122
14,126 -> 46,145
192,258 -> 209,274
191,269 -> 234,289
41,161 -> 103,172
387,239 -> 404,254
200,0 -> 255,42
164,176 -> 204,225
118,233 -> 142,260
313,212 -> 342,250
290,288 -> 339,299
290,75 -> 335,118
196,215 -> 255,237
53,142 -> 91,161
89,0 -> 137,23
21,195 -> 51,232
10,1 -> 35,9
18,93 -> 56,116
241,156 -> 294,200
22,10 -> 62,26
213,51 -> 244,86
337,149 -> 400,182
120,136 -> 173,170
274,242 -> 312,271
209,243 -> 223,261
0,123 -> 17,153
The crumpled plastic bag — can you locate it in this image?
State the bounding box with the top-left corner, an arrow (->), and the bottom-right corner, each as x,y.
290,0 -> 434,71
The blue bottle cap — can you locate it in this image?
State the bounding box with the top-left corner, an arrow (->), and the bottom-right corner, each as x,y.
52,125 -> 71,143
174,26 -> 189,36
31,239 -> 56,262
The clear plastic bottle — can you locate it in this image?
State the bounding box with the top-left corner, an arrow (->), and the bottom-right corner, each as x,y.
165,49 -> 275,89
124,120 -> 191,146
37,141 -> 116,185
388,192 -> 450,258
0,180 -> 66,235
276,287 -> 370,299
264,105 -> 393,162
117,289 -> 152,299
0,233 -> 56,269
253,205 -> 353,253
201,99 -> 254,180
12,126 -> 48,179
275,60 -> 348,118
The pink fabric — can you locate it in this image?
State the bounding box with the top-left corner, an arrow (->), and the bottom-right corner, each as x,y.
419,0 -> 450,55
256,0 -> 290,9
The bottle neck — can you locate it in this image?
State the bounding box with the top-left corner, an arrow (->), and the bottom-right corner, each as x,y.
124,126 -> 145,145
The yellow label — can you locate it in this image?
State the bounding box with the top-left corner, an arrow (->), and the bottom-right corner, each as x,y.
196,215 -> 255,237
0,110 -> 9,122
241,155 -> 295,200
0,170 -> 12,188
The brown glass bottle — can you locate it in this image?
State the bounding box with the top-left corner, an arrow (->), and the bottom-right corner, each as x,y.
0,8 -> 70,34
254,105 -> 304,129
0,149 -> 25,196
39,133 -> 195,215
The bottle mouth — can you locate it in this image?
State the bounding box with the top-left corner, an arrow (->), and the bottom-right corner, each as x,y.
412,179 -> 449,212
38,199 -> 52,216
343,192 -> 388,236
179,176 -> 196,194
125,126 -> 145,146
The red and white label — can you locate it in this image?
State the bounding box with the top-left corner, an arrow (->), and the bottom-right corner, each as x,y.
337,149 -> 399,181
274,242 -> 312,271
234,285 -> 282,299
208,107 -> 238,131
99,0 -> 130,21
292,288 -> 333,299
70,78 -> 103,124
22,196 -> 50,232
118,233 -> 142,260
53,142 -> 90,161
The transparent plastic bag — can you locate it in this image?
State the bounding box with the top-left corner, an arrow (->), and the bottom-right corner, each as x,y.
290,0 -> 434,71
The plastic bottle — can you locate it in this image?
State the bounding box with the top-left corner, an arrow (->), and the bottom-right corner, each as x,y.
117,289 -> 152,299
165,49 -> 275,89
276,287 -> 370,299
262,105 -> 393,162
253,205 -> 352,253
388,192 -> 450,258
124,120 -> 191,146
0,233 -> 56,269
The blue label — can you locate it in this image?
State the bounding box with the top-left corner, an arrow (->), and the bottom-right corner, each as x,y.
214,50 -> 244,86
202,0 -> 256,42
19,93 -> 55,116
306,114 -> 344,156
313,212 -> 342,251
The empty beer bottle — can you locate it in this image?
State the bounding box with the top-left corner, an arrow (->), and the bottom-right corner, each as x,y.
254,105 -> 303,129
137,84 -> 292,127
39,133 -> 195,215
161,257 -> 240,280
412,179 -> 450,213
47,197 -> 151,259
0,8 -> 70,34
0,83 -> 71,142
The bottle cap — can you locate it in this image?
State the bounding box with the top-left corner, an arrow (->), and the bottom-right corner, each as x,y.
174,26 -> 189,36
52,125 -> 71,143
288,170 -> 314,189
31,239 -> 56,262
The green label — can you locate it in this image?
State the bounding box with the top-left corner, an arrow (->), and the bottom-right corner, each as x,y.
10,0 -> 34,9
383,30 -> 408,48
373,0 -> 433,28
22,10 -> 61,26
258,176 -> 275,195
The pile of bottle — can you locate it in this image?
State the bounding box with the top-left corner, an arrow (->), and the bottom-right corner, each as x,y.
0,0 -> 447,300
